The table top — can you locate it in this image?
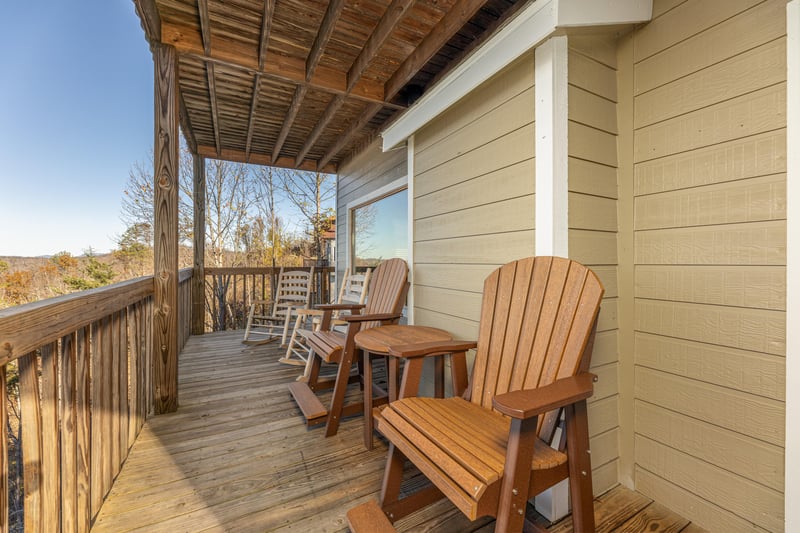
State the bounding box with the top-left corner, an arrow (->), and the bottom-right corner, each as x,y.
354,325 -> 452,355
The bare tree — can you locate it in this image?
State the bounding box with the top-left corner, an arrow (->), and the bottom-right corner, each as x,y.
277,169 -> 336,263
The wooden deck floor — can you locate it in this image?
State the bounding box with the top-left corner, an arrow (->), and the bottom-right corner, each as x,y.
92,330 -> 701,532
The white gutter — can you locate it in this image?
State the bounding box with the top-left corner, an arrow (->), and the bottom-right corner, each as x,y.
381,0 -> 652,151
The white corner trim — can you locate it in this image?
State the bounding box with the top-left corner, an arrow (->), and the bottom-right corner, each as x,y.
406,136 -> 415,325
785,3 -> 799,531
380,0 -> 652,151
535,35 -> 569,258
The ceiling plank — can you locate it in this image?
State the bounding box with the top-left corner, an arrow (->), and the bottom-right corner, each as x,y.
244,74 -> 261,160
295,95 -> 346,167
206,62 -> 221,157
318,102 -> 384,169
384,0 -> 489,99
271,85 -> 308,164
258,0 -> 275,71
347,0 -> 415,92
197,145 -> 337,174
162,21 -> 395,106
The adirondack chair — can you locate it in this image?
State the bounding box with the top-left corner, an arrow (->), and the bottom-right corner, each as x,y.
288,258 -> 409,437
241,267 -> 315,346
347,256 -> 604,533
281,267 -> 372,375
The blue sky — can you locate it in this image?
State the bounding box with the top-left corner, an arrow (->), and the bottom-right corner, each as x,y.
0,1 -> 153,257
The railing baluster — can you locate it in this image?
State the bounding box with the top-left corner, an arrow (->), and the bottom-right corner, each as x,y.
40,342 -> 61,531
61,333 -> 78,531
19,350 -> 42,531
0,364 -> 7,532
76,326 -> 91,533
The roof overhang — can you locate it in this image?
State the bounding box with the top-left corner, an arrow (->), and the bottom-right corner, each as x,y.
381,0 -> 652,150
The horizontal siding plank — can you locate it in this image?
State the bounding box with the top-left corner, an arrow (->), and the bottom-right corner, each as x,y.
635,38 -> 786,128
588,396 -> 618,437
635,332 -> 785,400
635,468 -> 771,533
416,158 -> 534,215
413,308 -> 479,341
634,299 -> 785,355
634,129 -> 786,195
634,173 -> 786,230
415,127 -> 534,198
635,265 -> 786,310
569,230 -> 618,265
415,53 -> 534,152
415,231 -> 535,264
569,157 -> 617,199
414,286 -> 482,322
416,87 -> 534,175
633,0 -> 764,63
590,428 -> 620,471
635,0 -> 786,95
635,401 -> 784,491
413,263 -> 497,293
570,194 -> 617,232
634,367 -> 784,446
415,195 -> 534,241
591,362 -> 618,401
568,51 -> 617,102
634,83 -> 786,163
569,85 -> 618,134
569,122 -> 618,168
635,435 -> 783,531
591,265 -> 619,299
570,34 -> 618,69
634,220 -> 786,266
591,330 -> 619,367
651,0 -> 687,19
592,459 -> 619,496
597,298 -> 618,333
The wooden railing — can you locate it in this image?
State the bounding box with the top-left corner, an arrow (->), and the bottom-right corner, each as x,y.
0,268 -> 196,532
203,266 -> 334,332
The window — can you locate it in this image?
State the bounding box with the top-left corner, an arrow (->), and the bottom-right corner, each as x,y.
351,188 -> 408,268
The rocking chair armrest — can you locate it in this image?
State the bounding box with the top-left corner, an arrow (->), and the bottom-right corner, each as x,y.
250,299 -> 274,306
316,303 -> 366,312
339,312 -> 402,324
387,340 -> 478,359
492,373 -> 597,420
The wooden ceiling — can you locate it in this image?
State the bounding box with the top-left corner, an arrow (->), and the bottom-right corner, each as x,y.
133,0 -> 524,173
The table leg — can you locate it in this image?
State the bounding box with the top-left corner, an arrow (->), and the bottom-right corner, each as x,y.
363,350 -> 374,449
398,358 -> 424,399
387,357 -> 400,401
434,356 -> 445,398
451,351 -> 468,397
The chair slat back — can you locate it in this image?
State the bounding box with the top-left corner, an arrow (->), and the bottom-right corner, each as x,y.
342,268 -> 371,305
273,268 -> 315,312
469,257 -> 603,437
362,259 -> 408,329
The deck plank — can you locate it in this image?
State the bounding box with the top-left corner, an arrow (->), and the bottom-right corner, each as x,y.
91,330 -> 696,532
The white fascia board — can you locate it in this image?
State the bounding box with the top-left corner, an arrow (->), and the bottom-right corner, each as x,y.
555,0 -> 652,27
381,0 -> 652,151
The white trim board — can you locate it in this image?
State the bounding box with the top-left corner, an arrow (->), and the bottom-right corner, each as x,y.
785,3 -> 799,531
381,0 -> 651,150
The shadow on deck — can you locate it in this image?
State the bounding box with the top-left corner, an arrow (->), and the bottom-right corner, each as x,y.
92,330 -> 700,532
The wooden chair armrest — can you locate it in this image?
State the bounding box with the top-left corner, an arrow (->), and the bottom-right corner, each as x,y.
317,303 -> 366,312
339,312 -> 402,323
387,340 -> 477,358
295,308 -> 325,317
492,373 -> 596,420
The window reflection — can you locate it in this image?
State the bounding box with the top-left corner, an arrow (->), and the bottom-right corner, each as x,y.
352,189 -> 408,268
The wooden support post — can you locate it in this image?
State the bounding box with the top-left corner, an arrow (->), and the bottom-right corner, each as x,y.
192,153 -> 206,335
153,43 -> 180,414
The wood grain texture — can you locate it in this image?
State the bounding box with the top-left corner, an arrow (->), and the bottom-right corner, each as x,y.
153,42 -> 180,414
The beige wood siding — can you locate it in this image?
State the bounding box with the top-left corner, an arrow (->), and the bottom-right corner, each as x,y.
336,139 -> 407,281
412,54 -> 536,341
628,1 -> 786,530
568,34 -> 621,496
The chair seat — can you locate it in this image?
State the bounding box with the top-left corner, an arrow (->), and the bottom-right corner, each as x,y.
376,396 -> 567,520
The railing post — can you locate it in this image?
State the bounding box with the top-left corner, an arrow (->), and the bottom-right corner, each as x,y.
153,42 -> 180,414
192,153 -> 206,335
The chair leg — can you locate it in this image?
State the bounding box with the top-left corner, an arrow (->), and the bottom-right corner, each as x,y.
242,303 -> 256,342
565,400 -> 595,533
324,346 -> 357,437
380,443 -> 406,508
496,417 -> 537,532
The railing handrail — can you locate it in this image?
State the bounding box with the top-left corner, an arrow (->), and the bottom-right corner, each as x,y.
205,266 -> 334,275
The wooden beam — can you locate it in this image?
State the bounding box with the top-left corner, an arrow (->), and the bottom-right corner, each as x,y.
347,0 -> 415,92
179,93 -> 198,153
206,62 -> 221,157
153,43 -> 180,414
295,95 -> 345,167
192,154 -> 206,336
245,74 -> 261,160
271,85 -> 307,164
197,0 -> 212,55
384,0 -> 488,100
133,0 -> 161,43
318,102 -> 384,169
306,0 -> 345,81
162,21 -> 393,105
197,144 -> 337,174
258,0 -> 276,71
